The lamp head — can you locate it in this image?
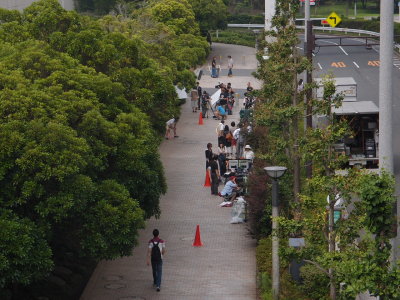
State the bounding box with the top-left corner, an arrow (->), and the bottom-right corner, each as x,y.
264,166 -> 287,179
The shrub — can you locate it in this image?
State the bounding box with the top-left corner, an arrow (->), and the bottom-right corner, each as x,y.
227,14 -> 264,24
299,264 -> 330,300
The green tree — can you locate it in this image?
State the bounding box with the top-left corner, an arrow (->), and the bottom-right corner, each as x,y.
190,0 -> 228,31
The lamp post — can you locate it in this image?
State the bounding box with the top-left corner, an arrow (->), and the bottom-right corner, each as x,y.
264,166 -> 287,300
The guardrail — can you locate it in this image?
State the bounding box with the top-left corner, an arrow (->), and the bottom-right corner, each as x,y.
296,25 -> 380,37
227,24 -> 399,51
228,24 -> 381,37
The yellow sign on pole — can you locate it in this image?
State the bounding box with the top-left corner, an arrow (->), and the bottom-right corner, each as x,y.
326,12 -> 342,27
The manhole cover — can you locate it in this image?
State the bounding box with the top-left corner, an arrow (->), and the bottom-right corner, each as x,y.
104,283 -> 126,289
119,297 -> 146,300
103,275 -> 123,281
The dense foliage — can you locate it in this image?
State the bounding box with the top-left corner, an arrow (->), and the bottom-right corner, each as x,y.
251,0 -> 400,298
0,0 -> 209,294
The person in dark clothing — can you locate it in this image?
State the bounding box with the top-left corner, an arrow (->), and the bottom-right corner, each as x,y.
205,143 -> 213,169
209,155 -> 220,195
196,82 -> 202,110
201,91 -> 210,118
146,229 -> 166,292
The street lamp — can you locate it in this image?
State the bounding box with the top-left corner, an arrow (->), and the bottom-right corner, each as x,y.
264,166 -> 287,300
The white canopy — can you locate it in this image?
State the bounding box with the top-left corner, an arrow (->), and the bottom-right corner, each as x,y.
333,101 -> 379,115
174,86 -> 188,99
210,88 -> 222,106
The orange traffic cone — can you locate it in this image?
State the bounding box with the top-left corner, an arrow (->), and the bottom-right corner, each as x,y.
198,112 -> 203,125
193,224 -> 203,247
204,170 -> 211,187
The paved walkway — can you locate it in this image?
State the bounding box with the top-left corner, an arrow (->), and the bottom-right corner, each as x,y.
80,43 -> 259,300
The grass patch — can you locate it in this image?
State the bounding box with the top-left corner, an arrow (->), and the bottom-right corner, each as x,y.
210,28 -> 258,47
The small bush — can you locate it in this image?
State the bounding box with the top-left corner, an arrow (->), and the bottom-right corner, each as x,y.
227,14 -> 264,24
210,29 -> 257,47
299,264 -> 330,300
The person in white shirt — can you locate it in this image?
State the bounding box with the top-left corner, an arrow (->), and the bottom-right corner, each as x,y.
227,55 -> 234,77
233,127 -> 241,158
165,117 -> 179,139
243,145 -> 254,160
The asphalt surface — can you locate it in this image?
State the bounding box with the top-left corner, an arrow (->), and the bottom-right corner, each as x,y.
303,34 -> 400,265
310,34 -> 400,178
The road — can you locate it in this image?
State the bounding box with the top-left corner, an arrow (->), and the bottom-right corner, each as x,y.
0,0 -> 74,10
306,34 -> 400,263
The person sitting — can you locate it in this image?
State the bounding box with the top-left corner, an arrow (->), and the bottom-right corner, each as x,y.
243,144 -> 254,170
216,104 -> 227,120
219,176 -> 239,202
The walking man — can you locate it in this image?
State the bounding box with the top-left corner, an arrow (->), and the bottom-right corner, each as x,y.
227,55 -> 234,77
147,229 -> 166,292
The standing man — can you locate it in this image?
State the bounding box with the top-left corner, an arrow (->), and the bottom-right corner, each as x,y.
201,91 -> 210,118
190,88 -> 199,113
196,82 -> 202,111
147,229 -> 166,292
209,155 -> 220,195
227,55 -> 234,77
211,57 -> 217,78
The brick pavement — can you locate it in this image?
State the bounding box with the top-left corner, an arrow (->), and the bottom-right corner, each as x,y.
80,43 -> 258,300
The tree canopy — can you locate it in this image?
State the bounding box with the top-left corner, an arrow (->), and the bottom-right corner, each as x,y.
0,0 -> 209,293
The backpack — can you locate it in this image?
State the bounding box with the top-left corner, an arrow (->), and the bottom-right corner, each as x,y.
226,131 -> 233,141
151,241 -> 162,262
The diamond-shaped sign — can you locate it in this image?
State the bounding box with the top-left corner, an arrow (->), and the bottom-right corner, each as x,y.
326,12 -> 341,27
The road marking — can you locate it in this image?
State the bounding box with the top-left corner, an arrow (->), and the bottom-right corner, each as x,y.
312,52 -> 315,57
331,62 -> 347,68
353,61 -> 360,68
368,60 -> 380,66
339,46 -> 348,55
318,63 -> 322,70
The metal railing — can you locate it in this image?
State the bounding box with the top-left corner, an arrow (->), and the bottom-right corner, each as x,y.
296,25 -> 380,37
227,24 -> 399,51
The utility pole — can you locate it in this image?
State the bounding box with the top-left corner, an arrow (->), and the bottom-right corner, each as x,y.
305,0 -> 310,43
379,0 -> 396,263
265,0 -> 276,32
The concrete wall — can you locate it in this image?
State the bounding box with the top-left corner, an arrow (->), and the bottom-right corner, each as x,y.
0,0 -> 74,11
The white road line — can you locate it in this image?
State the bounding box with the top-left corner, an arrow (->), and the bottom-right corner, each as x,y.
312,52 -> 315,57
339,46 -> 349,56
296,46 -> 304,50
353,61 -> 360,68
318,63 -> 322,70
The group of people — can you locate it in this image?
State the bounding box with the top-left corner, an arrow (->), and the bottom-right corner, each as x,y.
211,55 -> 234,78
205,117 -> 255,199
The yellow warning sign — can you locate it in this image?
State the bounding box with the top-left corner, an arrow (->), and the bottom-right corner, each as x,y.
326,12 -> 341,28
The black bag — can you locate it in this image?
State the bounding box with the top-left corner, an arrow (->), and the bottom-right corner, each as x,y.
151,241 -> 162,262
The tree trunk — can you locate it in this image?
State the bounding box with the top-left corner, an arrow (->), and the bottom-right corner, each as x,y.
328,197 -> 336,299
